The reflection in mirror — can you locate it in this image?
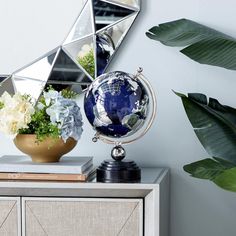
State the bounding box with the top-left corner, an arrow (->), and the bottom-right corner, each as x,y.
93,0 -> 134,31
48,49 -> 92,85
11,49 -> 58,101
0,77 -> 15,96
14,49 -> 58,82
12,75 -> 46,102
96,13 -> 137,75
96,33 -> 115,76
0,75 -> 8,83
109,0 -> 140,9
64,0 -> 94,44
63,36 -> 95,79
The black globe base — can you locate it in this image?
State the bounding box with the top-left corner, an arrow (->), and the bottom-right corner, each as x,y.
96,159 -> 141,183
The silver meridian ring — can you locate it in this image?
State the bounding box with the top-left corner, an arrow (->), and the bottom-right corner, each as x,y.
95,70 -> 157,145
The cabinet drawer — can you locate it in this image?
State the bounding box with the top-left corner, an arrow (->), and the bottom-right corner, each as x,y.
22,197 -> 143,236
0,197 -> 21,236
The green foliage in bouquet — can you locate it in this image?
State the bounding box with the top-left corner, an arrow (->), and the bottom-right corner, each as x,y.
18,95 -> 60,142
61,89 -> 77,99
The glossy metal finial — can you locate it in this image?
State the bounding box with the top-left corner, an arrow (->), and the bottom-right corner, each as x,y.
111,145 -> 126,161
137,67 -> 143,73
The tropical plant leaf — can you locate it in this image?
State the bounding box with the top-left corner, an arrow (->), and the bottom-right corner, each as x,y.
146,19 -> 231,46
175,91 -> 236,164
146,19 -> 236,70
182,38 -> 236,70
184,158 -> 235,180
214,167 -> 236,192
213,157 -> 236,169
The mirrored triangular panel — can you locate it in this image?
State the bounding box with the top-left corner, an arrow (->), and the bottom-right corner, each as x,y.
93,0 -> 135,31
14,49 -> 58,82
12,49 -> 59,101
48,48 -> 92,85
105,0 -> 140,10
0,75 -> 9,83
11,75 -> 46,101
63,35 -> 96,79
64,0 -> 94,45
96,13 -> 137,76
0,77 -> 15,96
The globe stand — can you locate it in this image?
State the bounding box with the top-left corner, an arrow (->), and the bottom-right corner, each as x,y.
85,68 -> 157,183
96,145 -> 141,183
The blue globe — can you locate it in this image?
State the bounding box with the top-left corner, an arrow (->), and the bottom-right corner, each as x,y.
84,71 -> 149,138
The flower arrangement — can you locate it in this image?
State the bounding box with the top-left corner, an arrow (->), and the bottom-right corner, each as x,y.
0,87 -> 83,143
77,44 -> 95,78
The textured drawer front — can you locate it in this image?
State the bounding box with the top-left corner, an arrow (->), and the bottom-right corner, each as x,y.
0,197 -> 20,236
22,197 -> 143,236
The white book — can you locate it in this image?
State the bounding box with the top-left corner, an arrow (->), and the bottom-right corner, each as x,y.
0,156 -> 93,174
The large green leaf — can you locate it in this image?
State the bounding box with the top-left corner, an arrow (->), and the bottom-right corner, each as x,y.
214,167 -> 236,192
181,38 -> 236,70
146,19 -> 236,70
175,91 -> 236,164
184,158 -> 234,180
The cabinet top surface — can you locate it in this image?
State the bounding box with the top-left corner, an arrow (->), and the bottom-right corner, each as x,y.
0,168 -> 168,188
0,168 -> 169,197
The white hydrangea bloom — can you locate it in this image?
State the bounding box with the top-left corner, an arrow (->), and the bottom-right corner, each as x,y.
0,92 -> 35,137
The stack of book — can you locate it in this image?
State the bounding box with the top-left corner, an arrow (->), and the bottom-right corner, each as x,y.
0,156 -> 95,182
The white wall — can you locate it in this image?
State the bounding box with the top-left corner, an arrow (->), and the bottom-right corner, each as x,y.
0,0 -> 236,235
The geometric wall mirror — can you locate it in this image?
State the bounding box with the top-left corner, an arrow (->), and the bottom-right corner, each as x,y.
0,0 -> 141,101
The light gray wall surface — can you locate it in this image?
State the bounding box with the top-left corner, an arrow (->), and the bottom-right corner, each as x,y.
0,0 -> 236,235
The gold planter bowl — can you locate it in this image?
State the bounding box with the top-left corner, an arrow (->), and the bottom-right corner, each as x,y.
14,134 -> 77,163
